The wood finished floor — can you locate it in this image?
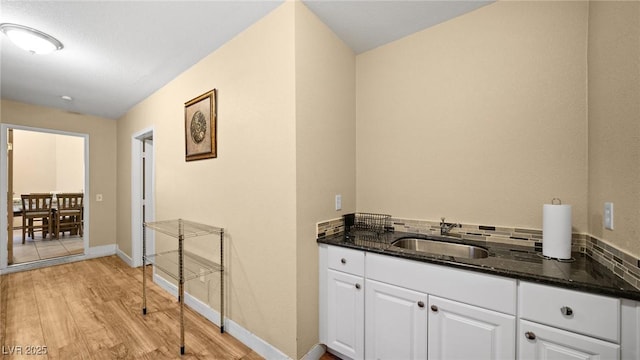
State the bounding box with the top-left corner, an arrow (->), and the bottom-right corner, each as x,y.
0,256 -> 263,359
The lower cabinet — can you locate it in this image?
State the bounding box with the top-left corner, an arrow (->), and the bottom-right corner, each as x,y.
365,279 -> 428,360
320,245 -> 638,360
518,319 -> 619,360
363,280 -> 515,360
326,269 -> 364,360
428,295 -> 515,360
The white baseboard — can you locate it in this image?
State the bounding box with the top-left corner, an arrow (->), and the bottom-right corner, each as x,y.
301,344 -> 326,360
116,246 -> 134,267
152,273 -> 291,360
0,244 -> 116,275
87,244 -> 116,257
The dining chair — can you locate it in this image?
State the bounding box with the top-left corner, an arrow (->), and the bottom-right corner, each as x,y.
21,193 -> 54,243
56,193 -> 84,238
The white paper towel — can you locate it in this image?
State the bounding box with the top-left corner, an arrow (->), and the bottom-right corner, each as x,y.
543,203 -> 572,260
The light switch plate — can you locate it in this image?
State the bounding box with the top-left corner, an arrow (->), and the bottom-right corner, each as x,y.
335,194 -> 342,211
604,202 -> 614,230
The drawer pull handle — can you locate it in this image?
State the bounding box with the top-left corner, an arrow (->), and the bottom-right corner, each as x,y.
561,306 -> 573,316
341,258 -> 347,264
525,331 -> 536,340
417,301 -> 425,308
430,305 -> 438,312
355,283 -> 361,290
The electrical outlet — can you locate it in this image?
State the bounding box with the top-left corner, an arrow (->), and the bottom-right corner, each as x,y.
335,194 -> 342,211
604,202 -> 614,230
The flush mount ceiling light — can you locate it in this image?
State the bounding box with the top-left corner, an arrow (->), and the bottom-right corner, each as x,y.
0,23 -> 64,54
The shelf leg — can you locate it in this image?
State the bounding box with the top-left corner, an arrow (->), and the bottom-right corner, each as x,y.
142,223 -> 147,316
179,226 -> 185,356
220,229 -> 224,334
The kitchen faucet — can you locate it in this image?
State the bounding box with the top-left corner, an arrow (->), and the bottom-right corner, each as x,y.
440,217 -> 461,236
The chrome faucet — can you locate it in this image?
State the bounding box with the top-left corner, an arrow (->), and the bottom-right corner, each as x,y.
440,217 -> 461,236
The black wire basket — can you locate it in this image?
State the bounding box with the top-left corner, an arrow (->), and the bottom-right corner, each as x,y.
349,212 -> 391,234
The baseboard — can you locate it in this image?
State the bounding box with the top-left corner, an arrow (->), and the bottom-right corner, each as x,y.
87,244 -> 116,258
152,273 -> 291,360
300,343 -> 326,360
116,246 -> 134,267
0,244 -> 116,274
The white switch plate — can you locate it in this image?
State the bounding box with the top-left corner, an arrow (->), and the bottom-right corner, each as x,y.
335,194 -> 342,211
604,202 -> 614,230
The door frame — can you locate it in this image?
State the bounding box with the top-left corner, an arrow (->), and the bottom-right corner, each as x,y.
0,123 -> 90,270
131,127 -> 155,267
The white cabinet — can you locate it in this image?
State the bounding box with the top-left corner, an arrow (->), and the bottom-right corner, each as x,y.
365,279 -> 428,360
428,295 -> 515,360
518,319 -> 619,360
326,269 -> 364,359
320,244 -> 638,360
320,245 -> 365,360
519,281 -> 620,342
518,282 -> 621,360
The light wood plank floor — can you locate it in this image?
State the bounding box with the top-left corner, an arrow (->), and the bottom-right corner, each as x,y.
0,256 -> 263,359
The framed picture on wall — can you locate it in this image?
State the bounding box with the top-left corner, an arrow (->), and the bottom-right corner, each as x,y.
185,89 -> 217,161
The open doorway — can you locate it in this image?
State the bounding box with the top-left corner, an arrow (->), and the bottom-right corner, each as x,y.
130,128 -> 155,267
2,125 -> 88,267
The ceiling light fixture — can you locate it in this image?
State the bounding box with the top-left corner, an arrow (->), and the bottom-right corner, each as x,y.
0,23 -> 64,54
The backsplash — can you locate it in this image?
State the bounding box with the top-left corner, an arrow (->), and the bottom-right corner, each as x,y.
316,215 -> 640,291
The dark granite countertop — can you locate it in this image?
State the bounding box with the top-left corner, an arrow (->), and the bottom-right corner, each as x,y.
318,230 -> 640,302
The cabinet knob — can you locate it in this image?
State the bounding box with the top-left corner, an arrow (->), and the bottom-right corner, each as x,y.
355,283 -> 361,290
417,301 -> 425,308
525,331 -> 536,340
561,306 -> 573,316
430,305 -> 438,312
341,258 -> 347,264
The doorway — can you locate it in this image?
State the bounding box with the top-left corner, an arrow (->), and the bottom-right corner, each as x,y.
1,125 -> 89,269
131,128 -> 155,267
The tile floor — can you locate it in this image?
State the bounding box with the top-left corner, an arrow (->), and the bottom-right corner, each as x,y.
10,229 -> 84,264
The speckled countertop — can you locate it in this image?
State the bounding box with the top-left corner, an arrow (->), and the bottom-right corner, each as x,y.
318,230 -> 640,302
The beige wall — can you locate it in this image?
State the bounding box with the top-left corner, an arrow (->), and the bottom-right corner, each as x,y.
11,129 -> 84,197
356,1 -> 589,232
117,3 -> 300,357
55,134 -> 85,193
588,1 -> 640,256
294,1 -> 356,357
1,99 -> 117,248
12,130 -> 57,195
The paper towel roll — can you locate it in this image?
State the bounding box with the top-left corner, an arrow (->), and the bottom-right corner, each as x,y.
542,203 -> 572,260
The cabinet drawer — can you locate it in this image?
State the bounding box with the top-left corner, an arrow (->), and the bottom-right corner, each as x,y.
328,246 -> 365,276
366,252 -> 517,315
518,319 -> 619,359
519,282 -> 620,343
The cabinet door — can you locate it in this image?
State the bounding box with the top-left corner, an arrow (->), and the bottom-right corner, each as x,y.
326,269 -> 364,360
365,279 -> 428,360
518,319 -> 619,360
428,295 -> 515,360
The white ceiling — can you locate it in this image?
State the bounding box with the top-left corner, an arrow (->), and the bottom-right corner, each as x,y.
0,0 -> 491,120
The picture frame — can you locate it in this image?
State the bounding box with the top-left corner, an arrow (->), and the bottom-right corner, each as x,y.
185,89 -> 217,161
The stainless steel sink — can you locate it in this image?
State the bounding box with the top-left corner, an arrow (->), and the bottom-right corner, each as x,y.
391,237 -> 489,259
